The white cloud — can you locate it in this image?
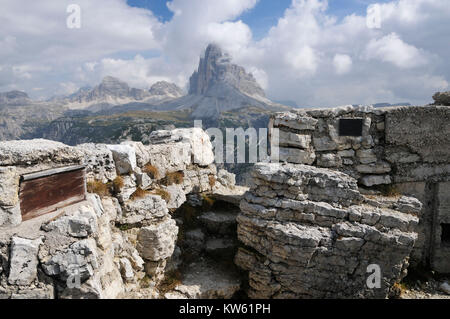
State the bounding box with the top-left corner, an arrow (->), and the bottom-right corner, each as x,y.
364,33 -> 427,69
333,54 -> 352,75
0,0 -> 449,107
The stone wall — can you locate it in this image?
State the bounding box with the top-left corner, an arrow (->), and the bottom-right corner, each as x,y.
0,128 -> 236,299
269,105 -> 450,272
235,163 -> 421,298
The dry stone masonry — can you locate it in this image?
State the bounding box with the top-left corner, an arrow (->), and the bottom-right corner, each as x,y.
0,103 -> 449,299
269,105 -> 450,272
0,127 -> 240,299
235,163 -> 421,298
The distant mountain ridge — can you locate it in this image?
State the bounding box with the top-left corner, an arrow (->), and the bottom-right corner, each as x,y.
0,90 -> 31,107
50,76 -> 184,111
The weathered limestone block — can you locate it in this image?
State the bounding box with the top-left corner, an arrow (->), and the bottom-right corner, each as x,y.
250,163 -> 363,207
40,239 -> 99,282
106,144 -> 136,175
42,205 -> 98,238
119,258 -> 135,283
236,163 -> 419,299
278,147 -> 316,165
120,141 -> 150,167
278,130 -> 312,149
146,143 -> 191,179
338,150 -> 355,158
8,237 -> 43,286
317,153 -> 342,168
101,197 -> 121,222
0,166 -> 19,207
135,169 -> 152,190
272,112 -> 318,131
360,175 -> 392,187
163,184 -> 186,210
77,143 -> 117,183
357,149 -> 377,164
183,165 -> 217,193
303,105 -> 379,118
313,136 -> 339,151
136,218 -> 178,261
0,139 -> 83,167
118,195 -> 169,225
149,128 -> 214,166
356,162 -> 391,174
0,204 -> 21,227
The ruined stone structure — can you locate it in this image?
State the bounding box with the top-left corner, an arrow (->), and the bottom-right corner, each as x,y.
269,105 -> 450,272
235,163 -> 421,298
0,129 -> 243,299
0,104 -> 448,299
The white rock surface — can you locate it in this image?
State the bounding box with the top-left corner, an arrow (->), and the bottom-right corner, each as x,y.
136,218 -> 178,261
149,128 -> 214,166
106,144 -> 136,175
8,237 -> 42,286
77,143 -> 117,182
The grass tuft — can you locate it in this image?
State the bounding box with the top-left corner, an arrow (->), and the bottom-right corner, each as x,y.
130,187 -> 149,201
150,188 -> 171,202
143,163 -> 160,179
112,176 -> 124,194
208,175 -> 216,188
162,171 -> 184,186
378,184 -> 401,197
87,180 -> 110,197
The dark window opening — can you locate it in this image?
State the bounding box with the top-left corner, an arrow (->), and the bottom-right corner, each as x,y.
441,224 -> 450,245
339,118 -> 364,137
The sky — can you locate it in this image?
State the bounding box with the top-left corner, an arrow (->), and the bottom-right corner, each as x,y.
0,0 -> 449,107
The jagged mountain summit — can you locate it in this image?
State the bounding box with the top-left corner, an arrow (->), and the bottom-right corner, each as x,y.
189,44 -> 266,98
162,43 -> 287,118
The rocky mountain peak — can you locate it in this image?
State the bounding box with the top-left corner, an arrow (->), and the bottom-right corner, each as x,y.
97,76 -> 130,97
188,43 -> 265,98
149,81 -> 184,98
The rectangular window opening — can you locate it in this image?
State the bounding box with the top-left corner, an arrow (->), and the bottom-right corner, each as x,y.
339,118 -> 364,137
